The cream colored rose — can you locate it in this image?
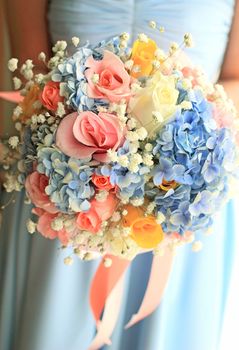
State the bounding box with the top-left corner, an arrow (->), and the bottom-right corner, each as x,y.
130,72 -> 179,135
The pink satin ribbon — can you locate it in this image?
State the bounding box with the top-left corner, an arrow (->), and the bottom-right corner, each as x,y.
89,249 -> 174,349
88,254 -> 130,350
88,273 -> 126,350
0,91 -> 23,103
90,254 -> 130,322
125,248 -> 174,328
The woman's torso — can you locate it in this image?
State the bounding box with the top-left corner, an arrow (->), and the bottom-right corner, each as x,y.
48,0 -> 235,81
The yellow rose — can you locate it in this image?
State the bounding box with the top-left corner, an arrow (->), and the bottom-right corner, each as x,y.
130,71 -> 179,135
131,39 -> 157,78
19,84 -> 41,123
122,205 -> 164,249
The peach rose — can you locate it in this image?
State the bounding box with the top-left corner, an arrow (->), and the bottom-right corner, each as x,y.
131,38 -> 157,78
76,193 -> 118,233
40,81 -> 64,111
56,111 -> 125,162
123,205 -> 164,249
91,174 -> 115,191
18,84 -> 41,123
25,171 -> 58,213
85,50 -> 131,102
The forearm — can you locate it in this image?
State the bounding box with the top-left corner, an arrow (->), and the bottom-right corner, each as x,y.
4,0 -> 51,66
219,79 -> 239,111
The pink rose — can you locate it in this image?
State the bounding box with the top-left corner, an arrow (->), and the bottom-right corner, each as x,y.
36,211 -> 59,239
58,230 -> 70,246
40,81 -> 64,111
33,208 -> 70,243
25,171 -> 58,213
76,193 -> 118,234
56,111 -> 125,162
85,50 -> 131,103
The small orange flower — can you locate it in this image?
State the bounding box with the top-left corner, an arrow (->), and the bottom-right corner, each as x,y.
159,179 -> 178,191
130,39 -> 158,78
122,205 -> 144,227
91,174 -> 115,191
18,84 -> 41,123
122,205 -> 164,249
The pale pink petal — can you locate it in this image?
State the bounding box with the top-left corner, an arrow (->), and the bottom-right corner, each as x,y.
73,112 -> 103,146
85,50 -> 131,102
56,112 -> 98,158
93,152 -> 110,162
92,193 -> 118,221
58,229 -> 69,245
76,208 -> 101,234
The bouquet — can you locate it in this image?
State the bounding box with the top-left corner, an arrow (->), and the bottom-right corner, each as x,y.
1,22 -> 238,349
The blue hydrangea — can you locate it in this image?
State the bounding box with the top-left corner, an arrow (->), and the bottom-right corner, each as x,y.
151,89 -> 238,234
169,201 -> 192,233
52,37 -> 126,112
93,36 -> 129,56
31,124 -> 55,149
109,164 -> 147,200
19,127 -> 37,176
52,45 -> 96,111
36,147 -> 95,213
19,125 -> 56,183
98,164 -> 148,201
97,141 -> 150,201
152,157 -> 174,186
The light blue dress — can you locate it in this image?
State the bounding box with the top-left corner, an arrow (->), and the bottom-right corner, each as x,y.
0,1 -> 236,349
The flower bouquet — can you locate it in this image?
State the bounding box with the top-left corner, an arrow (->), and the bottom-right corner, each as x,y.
1,23 -> 238,349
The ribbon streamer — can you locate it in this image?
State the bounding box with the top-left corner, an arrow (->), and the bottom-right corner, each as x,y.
125,248 -> 174,329
89,254 -> 130,349
0,91 -> 23,103
88,250 -> 173,349
90,254 -> 130,322
88,273 -> 125,350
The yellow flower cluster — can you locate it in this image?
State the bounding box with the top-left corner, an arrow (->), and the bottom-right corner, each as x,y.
122,205 -> 164,249
130,37 -> 158,78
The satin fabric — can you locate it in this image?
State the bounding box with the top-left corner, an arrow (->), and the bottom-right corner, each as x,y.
0,1 -> 236,349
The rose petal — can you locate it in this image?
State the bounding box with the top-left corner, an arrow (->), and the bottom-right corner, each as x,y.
56,112 -> 99,158
85,50 -> 131,102
92,193 -> 118,221
37,212 -> 58,239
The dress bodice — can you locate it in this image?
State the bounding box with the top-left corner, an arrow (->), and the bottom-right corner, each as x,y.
48,0 -> 235,81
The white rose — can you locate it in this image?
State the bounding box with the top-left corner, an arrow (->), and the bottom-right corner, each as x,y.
129,72 -> 179,135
